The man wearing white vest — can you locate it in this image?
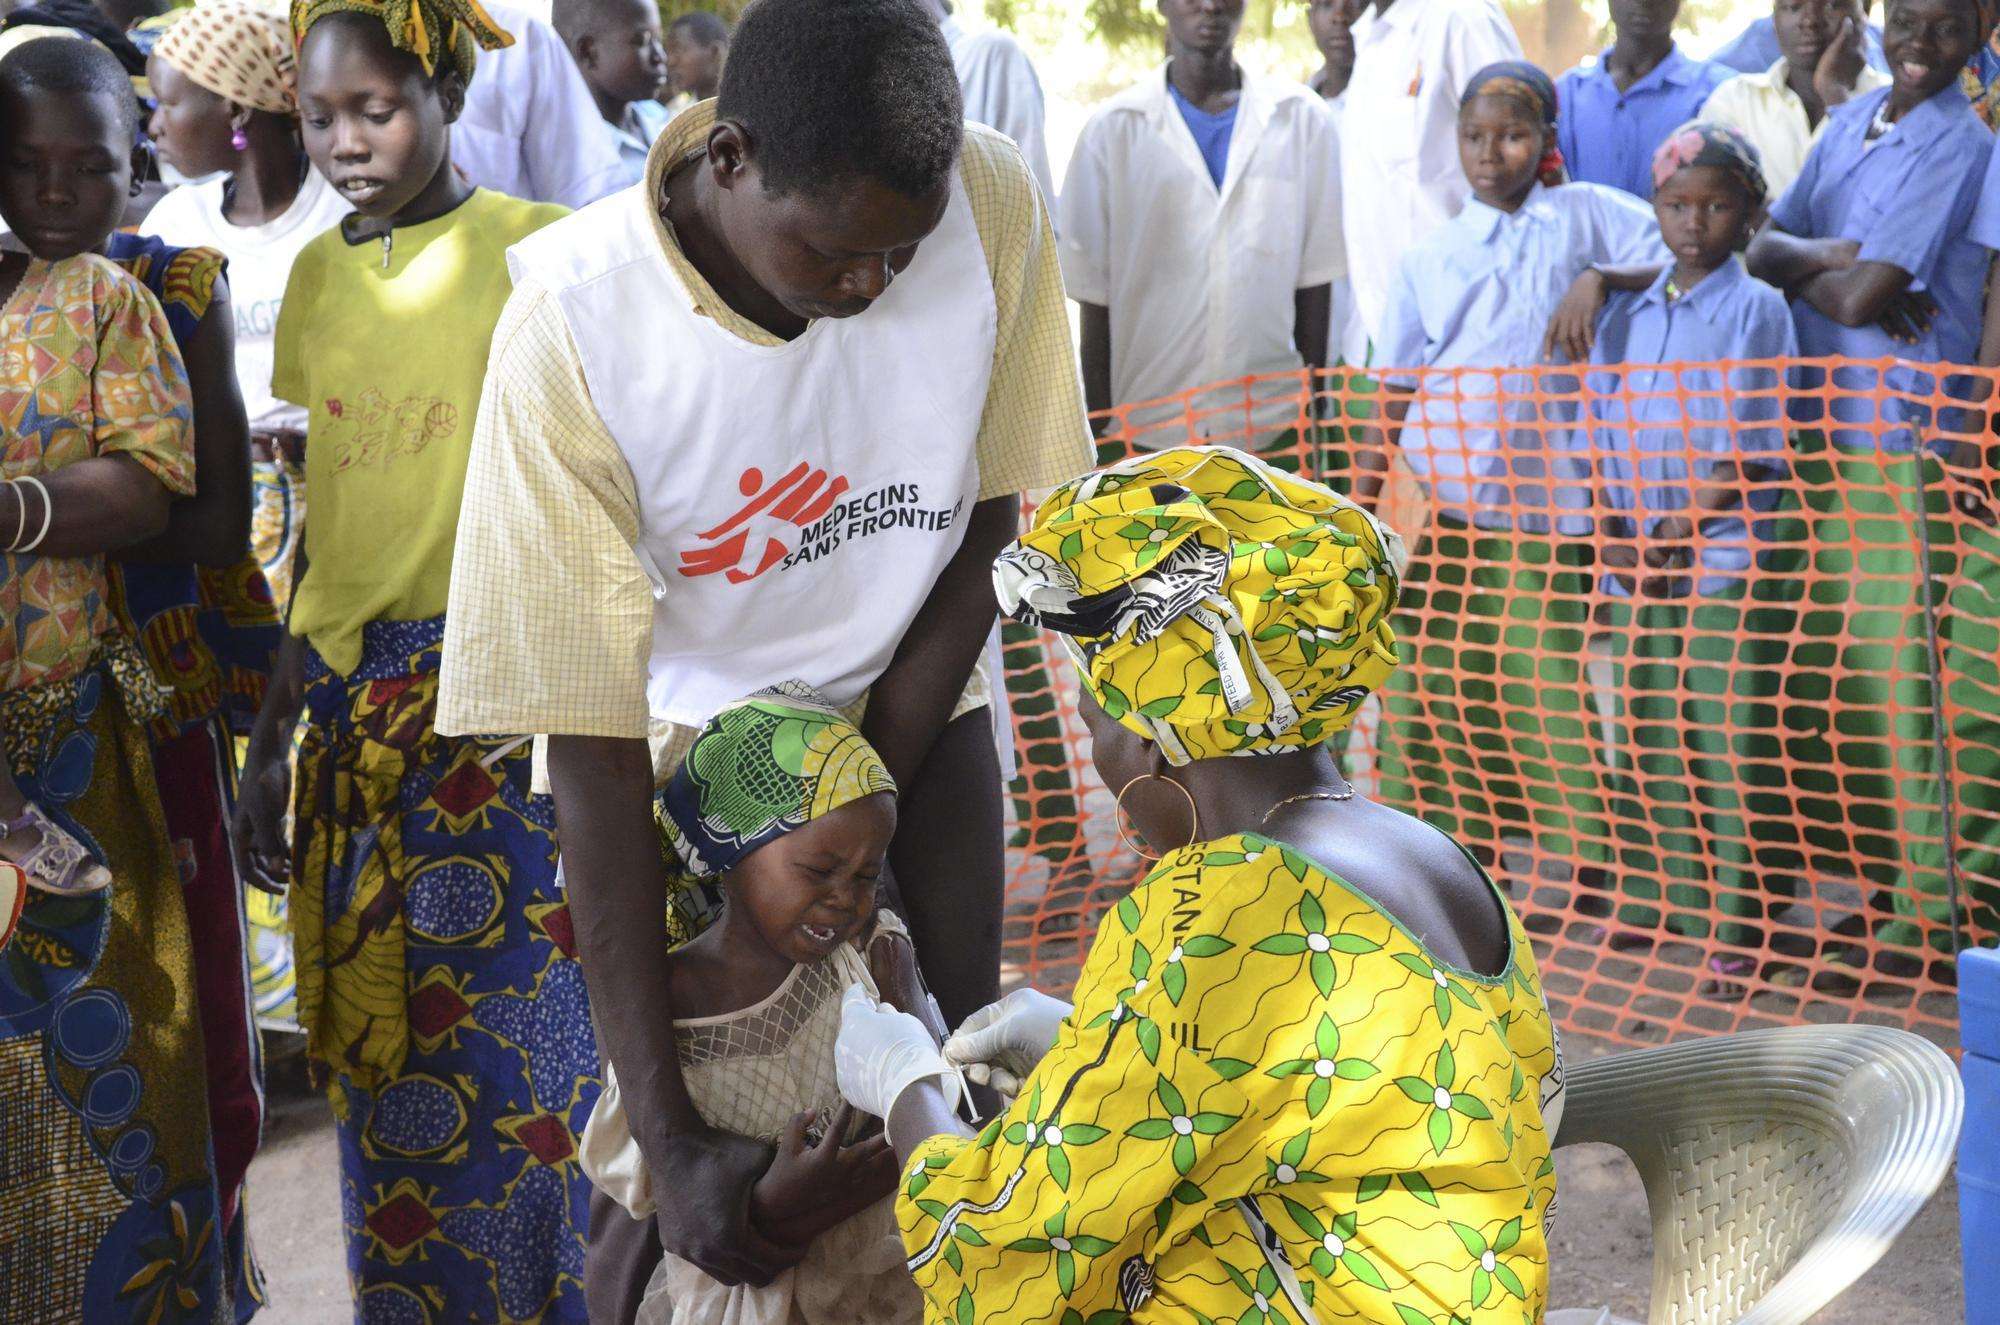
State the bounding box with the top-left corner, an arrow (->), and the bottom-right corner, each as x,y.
434,0 -> 1091,1315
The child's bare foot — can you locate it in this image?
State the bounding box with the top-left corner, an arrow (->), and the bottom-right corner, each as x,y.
1,802 -> 111,895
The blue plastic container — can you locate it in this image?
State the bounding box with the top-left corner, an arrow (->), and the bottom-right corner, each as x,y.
1963,948 -> 1999,1325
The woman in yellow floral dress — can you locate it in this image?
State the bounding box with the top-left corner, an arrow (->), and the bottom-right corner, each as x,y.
835,446 -> 1565,1325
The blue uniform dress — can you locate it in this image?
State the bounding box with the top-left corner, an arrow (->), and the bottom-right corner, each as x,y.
1585,258 -> 1804,947
1769,82 -> 1993,449
1769,82 -> 1997,957
1375,180 -> 1664,529
1371,181 -> 1662,883
1556,46 -> 1734,196
1709,15 -> 1887,75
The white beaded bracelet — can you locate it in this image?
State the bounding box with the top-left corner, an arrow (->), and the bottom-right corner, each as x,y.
3,480 -> 23,552
13,476 -> 51,554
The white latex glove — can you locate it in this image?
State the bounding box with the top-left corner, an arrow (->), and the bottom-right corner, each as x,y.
835,983 -> 962,1144
942,987 -> 1073,1097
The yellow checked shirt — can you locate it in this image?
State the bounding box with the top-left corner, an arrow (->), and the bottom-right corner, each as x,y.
435,102 -> 1090,746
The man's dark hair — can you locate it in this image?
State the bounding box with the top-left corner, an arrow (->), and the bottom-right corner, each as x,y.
2,0 -> 147,75
716,0 -> 961,200
0,28 -> 142,137
92,0 -> 168,31
552,0 -> 625,47
667,10 -> 729,45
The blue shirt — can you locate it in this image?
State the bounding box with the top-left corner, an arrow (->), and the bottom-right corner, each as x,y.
1586,258 -> 1798,596
1167,81 -> 1237,187
609,98 -> 673,190
1708,15 -> 1887,75
1556,46 -> 1735,197
1375,181 -> 1664,530
1770,83 -> 1993,447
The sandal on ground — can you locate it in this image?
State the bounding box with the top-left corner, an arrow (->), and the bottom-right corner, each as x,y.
1,803 -> 111,895
1699,952 -> 1757,1003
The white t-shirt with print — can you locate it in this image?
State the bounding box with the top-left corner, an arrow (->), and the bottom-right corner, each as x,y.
140,167 -> 352,433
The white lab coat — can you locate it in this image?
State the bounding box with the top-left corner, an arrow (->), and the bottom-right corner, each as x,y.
1339,0 -> 1523,362
1059,66 -> 1342,447
455,1 -> 628,209
942,15 -> 1056,207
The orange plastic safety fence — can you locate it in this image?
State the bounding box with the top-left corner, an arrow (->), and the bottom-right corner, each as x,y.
997,358 -> 1998,1053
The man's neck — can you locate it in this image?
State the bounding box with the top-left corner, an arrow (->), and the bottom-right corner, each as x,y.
591,86 -> 629,128
1784,54 -> 1827,123
1311,60 -> 1352,99
665,153 -> 808,341
1168,47 -> 1240,109
1607,34 -> 1674,89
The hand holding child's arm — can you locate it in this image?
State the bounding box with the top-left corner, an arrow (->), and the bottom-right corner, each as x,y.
944,987 -> 1073,1098
868,924 -> 947,1044
750,1103 -> 900,1249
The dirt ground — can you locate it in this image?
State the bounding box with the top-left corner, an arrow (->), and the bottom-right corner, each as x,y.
244,1043 -> 1966,1325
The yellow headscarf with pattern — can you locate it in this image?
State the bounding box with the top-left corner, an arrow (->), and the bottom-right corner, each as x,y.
291,0 -> 511,84
994,447 -> 1406,766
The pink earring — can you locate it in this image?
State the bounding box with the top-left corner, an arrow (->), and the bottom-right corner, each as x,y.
230,127 -> 249,151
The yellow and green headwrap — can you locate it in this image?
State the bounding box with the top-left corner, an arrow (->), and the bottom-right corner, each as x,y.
995,447 -> 1406,766
661,682 -> 896,877
291,0 -> 511,84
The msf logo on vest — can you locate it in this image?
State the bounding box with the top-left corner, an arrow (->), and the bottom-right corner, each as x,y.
679,463 -> 966,584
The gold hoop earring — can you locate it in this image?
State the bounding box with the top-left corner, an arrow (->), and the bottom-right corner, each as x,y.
1114,774 -> 1198,863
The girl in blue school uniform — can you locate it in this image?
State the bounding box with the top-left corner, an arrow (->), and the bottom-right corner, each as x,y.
1372,61 -> 1665,901
1743,0 -> 1994,979
1586,124 -> 1802,994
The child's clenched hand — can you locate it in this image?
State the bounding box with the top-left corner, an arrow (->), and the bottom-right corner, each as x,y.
748,1102 -> 899,1249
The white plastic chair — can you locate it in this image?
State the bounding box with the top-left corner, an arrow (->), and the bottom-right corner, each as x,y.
1551,1024 -> 1962,1325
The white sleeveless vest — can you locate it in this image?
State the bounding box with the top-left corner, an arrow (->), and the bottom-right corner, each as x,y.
508,177 -> 998,726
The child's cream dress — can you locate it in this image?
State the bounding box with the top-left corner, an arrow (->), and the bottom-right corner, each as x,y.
581,923 -> 924,1325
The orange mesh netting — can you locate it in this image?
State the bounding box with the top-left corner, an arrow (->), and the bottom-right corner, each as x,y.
997,357 -> 1997,1052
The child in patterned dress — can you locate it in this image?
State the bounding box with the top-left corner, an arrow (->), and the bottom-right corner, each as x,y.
581,685 -> 944,1325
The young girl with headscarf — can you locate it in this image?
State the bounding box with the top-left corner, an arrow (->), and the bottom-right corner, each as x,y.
141,0 -> 351,1051
142,0 -> 353,617
1584,124 -> 1802,994
581,684 -> 935,1325
228,0 -> 589,1314
1369,60 -> 1665,915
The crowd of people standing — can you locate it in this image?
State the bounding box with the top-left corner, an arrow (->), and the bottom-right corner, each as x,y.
0,0 -> 1992,1319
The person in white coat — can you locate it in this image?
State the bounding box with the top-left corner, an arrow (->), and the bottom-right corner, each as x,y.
452,0 -> 627,207
926,0 -> 1056,204
1339,0 -> 1523,363
1308,0 -> 1362,360
1060,0 -> 1341,451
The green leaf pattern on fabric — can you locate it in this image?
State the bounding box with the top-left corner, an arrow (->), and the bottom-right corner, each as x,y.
898,834 -> 1560,1323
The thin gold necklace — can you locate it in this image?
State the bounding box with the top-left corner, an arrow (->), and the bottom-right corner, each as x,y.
1261,773 -> 1356,823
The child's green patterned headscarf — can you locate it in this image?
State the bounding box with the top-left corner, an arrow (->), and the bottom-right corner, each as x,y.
291,0 -> 511,83
661,682 -> 897,877
994,446 -> 1406,766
